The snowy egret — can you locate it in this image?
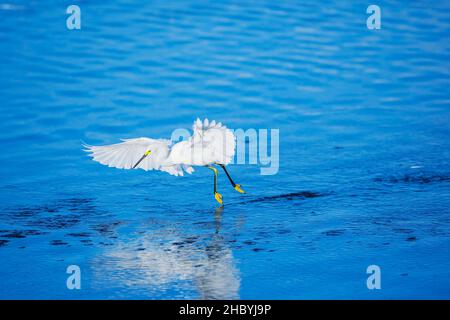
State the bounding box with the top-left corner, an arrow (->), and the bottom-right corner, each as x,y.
84,118 -> 245,205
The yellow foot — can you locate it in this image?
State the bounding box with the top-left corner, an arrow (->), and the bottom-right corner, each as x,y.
234,184 -> 245,194
214,192 -> 223,205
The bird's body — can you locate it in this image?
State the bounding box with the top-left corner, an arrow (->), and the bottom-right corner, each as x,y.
84,118 -> 245,204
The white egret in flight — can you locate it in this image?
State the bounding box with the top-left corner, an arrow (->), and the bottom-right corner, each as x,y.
84,118 -> 245,205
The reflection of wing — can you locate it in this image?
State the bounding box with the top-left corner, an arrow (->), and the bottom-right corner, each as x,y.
191,118 -> 236,165
84,138 -> 192,176
92,233 -> 240,299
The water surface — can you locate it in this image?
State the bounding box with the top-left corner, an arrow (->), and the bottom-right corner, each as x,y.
0,0 -> 450,299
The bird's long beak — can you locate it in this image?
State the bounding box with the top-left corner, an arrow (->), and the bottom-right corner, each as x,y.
132,150 -> 151,169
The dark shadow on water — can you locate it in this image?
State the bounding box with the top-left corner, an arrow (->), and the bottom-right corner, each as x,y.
0,229 -> 48,239
0,197 -> 109,247
374,174 -> 450,184
242,191 -> 324,204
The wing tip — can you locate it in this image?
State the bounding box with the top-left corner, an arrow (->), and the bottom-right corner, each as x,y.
81,140 -> 94,153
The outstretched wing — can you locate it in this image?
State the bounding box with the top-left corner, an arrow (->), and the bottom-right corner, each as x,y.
191,118 -> 236,165
84,138 -> 193,176
84,137 -> 171,170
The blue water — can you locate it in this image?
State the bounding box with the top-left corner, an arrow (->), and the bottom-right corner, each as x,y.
1,0 -> 450,299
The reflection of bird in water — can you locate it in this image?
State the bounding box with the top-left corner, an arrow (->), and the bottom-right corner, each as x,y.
214,205 -> 224,233
195,206 -> 235,299
84,119 -> 245,205
92,207 -> 240,299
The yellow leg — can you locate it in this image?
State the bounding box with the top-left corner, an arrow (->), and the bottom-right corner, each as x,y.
207,165 -> 223,205
219,164 -> 245,194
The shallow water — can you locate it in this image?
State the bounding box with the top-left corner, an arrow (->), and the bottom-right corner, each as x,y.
1,0 -> 450,299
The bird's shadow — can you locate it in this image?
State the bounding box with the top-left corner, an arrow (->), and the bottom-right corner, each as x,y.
225,190 -> 325,206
